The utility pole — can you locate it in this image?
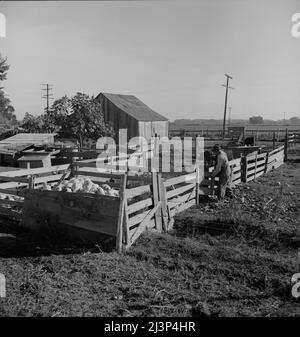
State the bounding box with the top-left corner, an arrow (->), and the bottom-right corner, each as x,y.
41,84 -> 53,114
228,106 -> 232,128
221,74 -> 234,139
283,112 -> 286,125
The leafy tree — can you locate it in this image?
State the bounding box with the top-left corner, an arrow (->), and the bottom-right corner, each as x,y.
47,95 -> 72,132
0,56 -> 9,83
249,116 -> 263,124
289,116 -> 300,125
21,112 -> 46,133
48,92 -> 114,147
0,55 -> 17,126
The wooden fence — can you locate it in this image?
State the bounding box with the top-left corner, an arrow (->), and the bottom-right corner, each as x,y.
120,145 -> 286,250
0,145 -> 286,251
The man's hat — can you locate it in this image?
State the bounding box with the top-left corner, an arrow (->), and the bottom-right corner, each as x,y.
212,144 -> 221,153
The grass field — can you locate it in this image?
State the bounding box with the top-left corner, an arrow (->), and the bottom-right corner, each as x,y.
0,150 -> 299,317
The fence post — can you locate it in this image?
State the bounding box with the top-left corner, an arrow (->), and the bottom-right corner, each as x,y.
264,152 -> 269,173
28,175 -> 35,190
272,132 -> 276,150
284,129 -> 288,162
151,172 -> 162,232
70,157 -> 76,178
157,173 -> 168,232
241,156 -> 247,183
116,173 -> 127,253
195,165 -> 199,205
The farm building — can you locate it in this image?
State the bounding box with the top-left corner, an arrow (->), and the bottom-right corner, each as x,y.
0,143 -> 34,166
96,93 -> 169,142
17,151 -> 52,169
0,133 -> 57,166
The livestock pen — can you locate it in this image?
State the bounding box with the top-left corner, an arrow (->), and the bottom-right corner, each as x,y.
0,143 -> 286,252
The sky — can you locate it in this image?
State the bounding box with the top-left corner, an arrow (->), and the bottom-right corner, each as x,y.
0,0 -> 299,121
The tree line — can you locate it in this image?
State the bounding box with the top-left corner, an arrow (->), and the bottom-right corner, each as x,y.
0,54 -> 114,147
0,55 -> 17,126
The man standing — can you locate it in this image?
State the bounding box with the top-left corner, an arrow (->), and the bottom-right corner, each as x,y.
210,144 -> 232,199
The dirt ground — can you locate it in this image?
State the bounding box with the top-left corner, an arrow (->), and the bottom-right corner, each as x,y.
0,152 -> 299,317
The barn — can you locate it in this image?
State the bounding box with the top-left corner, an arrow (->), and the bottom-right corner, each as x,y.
96,93 -> 169,142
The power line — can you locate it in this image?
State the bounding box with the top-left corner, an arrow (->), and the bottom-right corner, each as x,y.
221,74 -> 234,139
41,83 -> 53,114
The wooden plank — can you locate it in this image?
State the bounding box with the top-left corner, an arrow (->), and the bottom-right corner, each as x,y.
0,198 -> 23,206
76,167 -> 152,183
0,164 -> 70,177
247,152 -> 267,162
166,183 -> 195,199
246,157 -> 266,167
164,172 -> 196,187
127,201 -> 161,248
126,185 -> 151,199
22,190 -> 120,217
34,173 -> 70,185
0,176 -> 29,183
168,190 -> 196,210
76,169 -> 123,180
268,146 -> 284,156
0,182 -> 28,189
232,178 -> 241,185
22,191 -> 120,237
127,198 -> 153,215
0,188 -> 25,196
116,174 -> 127,253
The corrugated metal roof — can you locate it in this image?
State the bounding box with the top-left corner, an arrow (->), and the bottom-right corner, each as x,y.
0,133 -> 57,145
99,93 -> 168,122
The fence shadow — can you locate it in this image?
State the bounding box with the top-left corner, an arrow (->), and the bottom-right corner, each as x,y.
0,220 -> 115,258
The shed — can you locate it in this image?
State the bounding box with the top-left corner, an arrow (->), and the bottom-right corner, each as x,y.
96,93 -> 168,142
17,151 -> 52,169
0,143 -> 34,166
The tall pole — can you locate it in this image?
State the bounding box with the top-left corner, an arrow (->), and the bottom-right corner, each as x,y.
42,83 -> 53,114
222,74 -> 234,139
228,106 -> 232,128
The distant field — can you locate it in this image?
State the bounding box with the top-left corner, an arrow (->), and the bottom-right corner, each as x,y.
169,124 -> 300,143
169,124 -> 300,132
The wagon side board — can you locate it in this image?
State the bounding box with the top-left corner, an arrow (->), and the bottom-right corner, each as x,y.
21,190 -> 121,237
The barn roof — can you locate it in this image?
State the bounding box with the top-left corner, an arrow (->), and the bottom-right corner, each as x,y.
99,93 -> 168,122
0,133 -> 57,146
